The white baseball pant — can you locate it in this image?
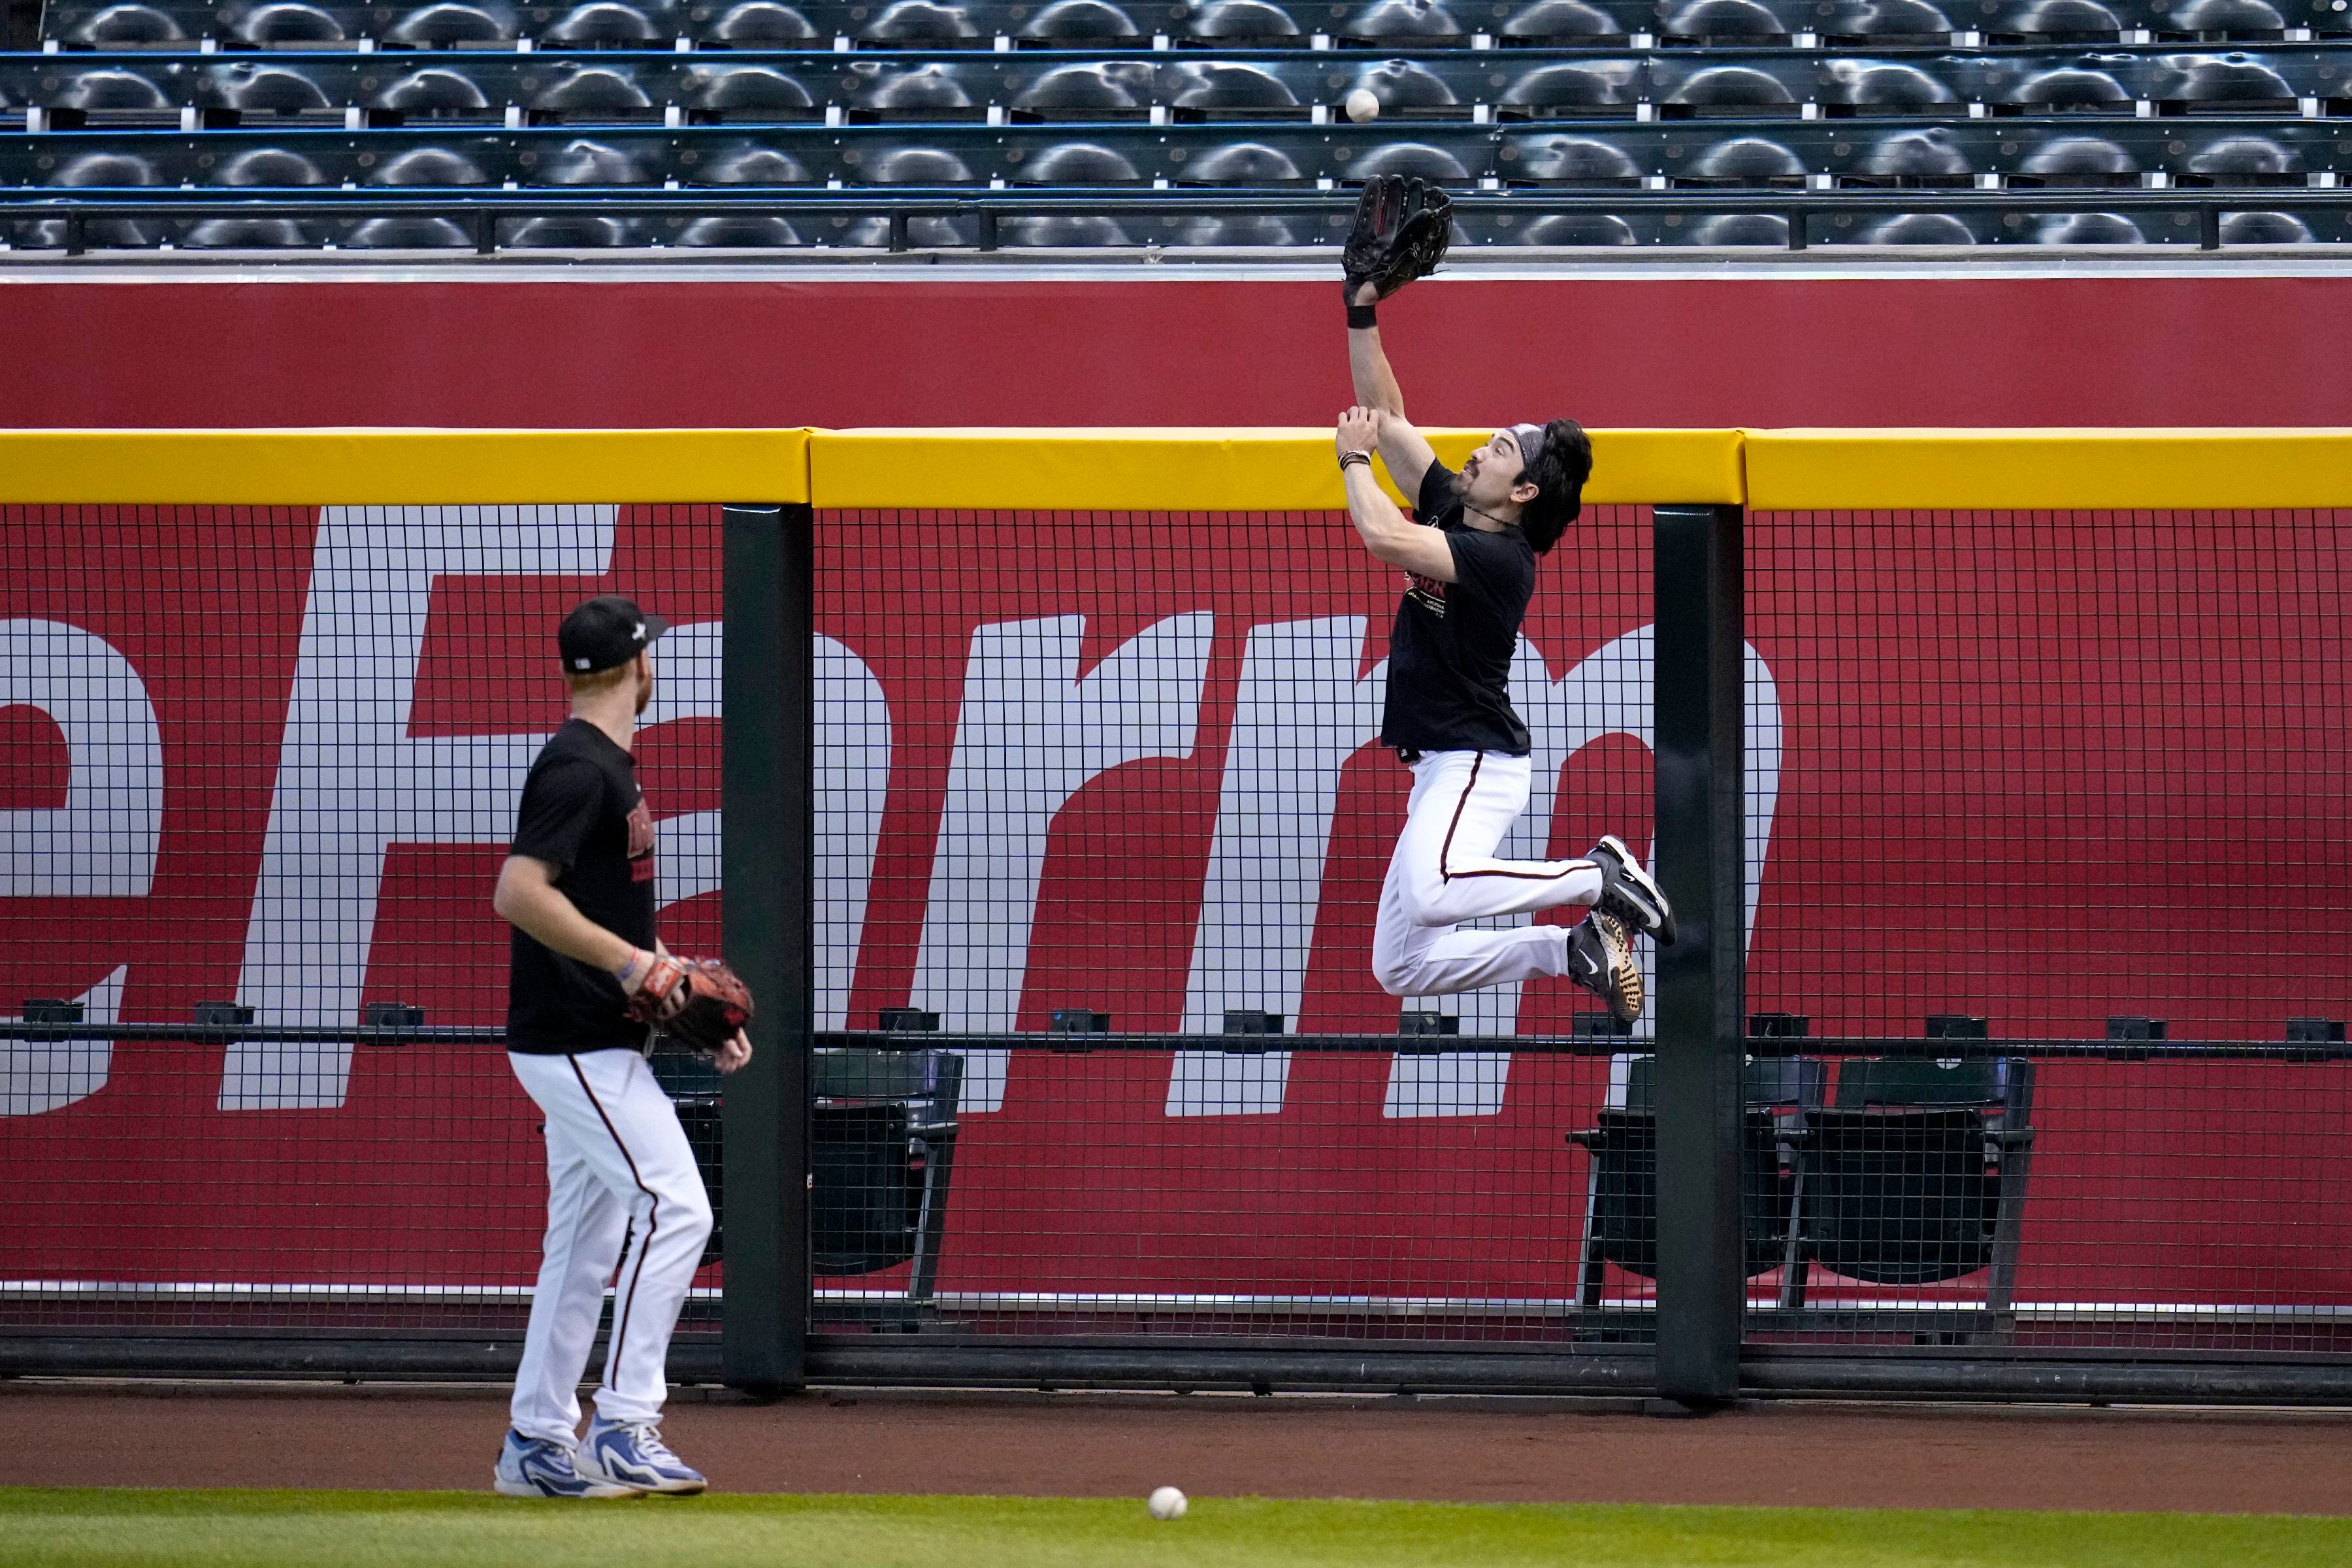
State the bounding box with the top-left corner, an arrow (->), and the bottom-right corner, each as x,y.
1372,749 -> 1603,999
507,1047 -> 713,1444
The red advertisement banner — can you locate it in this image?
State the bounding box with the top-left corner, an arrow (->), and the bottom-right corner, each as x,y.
4,500 -> 2347,1311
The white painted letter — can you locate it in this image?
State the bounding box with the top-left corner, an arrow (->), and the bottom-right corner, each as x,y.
1170,616 -> 1383,1116
1,619 -> 163,898
221,507 -> 615,1110
912,612 -> 1214,1111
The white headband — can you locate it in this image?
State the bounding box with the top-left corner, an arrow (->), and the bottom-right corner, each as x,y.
1505,422 -> 1547,475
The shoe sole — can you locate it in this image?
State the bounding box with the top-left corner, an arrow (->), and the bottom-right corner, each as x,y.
1567,916 -> 1643,1025
578,1453 -> 707,1497
493,1477 -> 642,1499
1595,835 -> 1676,947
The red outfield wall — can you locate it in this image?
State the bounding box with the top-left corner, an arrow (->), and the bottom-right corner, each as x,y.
2,270 -> 2352,429
2,271 -> 2349,1318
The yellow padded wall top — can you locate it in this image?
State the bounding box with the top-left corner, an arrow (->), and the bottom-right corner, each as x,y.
808,427 -> 1747,511
0,427 -> 813,504
1747,428 -> 2352,512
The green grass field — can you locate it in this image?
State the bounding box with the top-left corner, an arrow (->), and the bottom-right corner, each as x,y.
3,1490 -> 2348,1568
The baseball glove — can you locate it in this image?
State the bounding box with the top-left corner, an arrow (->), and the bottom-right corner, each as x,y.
1342,174 -> 1454,305
626,953 -> 754,1055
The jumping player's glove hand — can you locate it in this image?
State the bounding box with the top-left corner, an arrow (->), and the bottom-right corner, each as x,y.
1342,174 -> 1454,314
624,953 -> 755,1056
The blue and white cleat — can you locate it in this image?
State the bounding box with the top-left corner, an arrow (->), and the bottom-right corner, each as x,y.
578,1417 -> 708,1495
493,1431 -> 640,1499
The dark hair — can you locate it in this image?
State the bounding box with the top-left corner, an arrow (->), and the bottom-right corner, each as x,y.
1516,418 -> 1593,555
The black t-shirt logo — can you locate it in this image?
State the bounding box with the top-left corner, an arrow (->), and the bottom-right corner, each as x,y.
1406,571 -> 1448,617
626,800 -> 657,883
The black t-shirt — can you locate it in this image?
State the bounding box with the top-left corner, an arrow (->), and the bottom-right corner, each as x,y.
1378,458 -> 1539,757
506,718 -> 659,1055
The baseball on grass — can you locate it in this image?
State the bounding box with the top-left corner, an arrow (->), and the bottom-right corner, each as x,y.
1344,88 -> 1380,122
1147,1486 -> 1189,1521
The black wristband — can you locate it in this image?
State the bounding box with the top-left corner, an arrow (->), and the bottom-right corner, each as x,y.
1346,302 -> 1379,330
1339,451 -> 1372,470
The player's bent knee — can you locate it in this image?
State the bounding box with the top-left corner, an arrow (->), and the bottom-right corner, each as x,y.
1373,956 -> 1420,998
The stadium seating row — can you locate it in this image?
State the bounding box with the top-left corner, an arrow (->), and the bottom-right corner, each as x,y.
10,44 -> 2348,122
52,210 -> 2321,243
39,0 -> 2347,53
7,117 -> 2339,182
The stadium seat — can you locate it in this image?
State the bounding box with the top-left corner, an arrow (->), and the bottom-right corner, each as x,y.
649,1045 -> 961,1301
1783,1056 -> 2036,1319
1691,209 -> 1789,240
1661,0 -> 1791,43
2220,205 -> 2317,237
1501,0 -> 1636,41
344,213 -> 474,244
1183,0 -> 1307,43
233,3 -> 348,44
1568,1054 -> 1827,1309
2032,206 -> 2148,237
385,3 -> 522,44
1498,60 -> 1643,115
1819,59 -> 1959,112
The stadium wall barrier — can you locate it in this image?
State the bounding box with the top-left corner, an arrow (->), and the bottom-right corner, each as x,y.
8,274 -> 2352,431
2,426 -> 2347,1404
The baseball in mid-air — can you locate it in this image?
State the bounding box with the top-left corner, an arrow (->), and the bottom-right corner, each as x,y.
1345,88 -> 1381,123
1147,1486 -> 1188,1521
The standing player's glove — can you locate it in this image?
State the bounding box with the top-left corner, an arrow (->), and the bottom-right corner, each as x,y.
1342,174 -> 1454,315
625,953 -> 754,1056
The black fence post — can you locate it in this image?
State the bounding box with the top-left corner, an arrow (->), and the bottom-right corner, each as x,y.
721,502 -> 814,1396
1650,503 -> 1747,1411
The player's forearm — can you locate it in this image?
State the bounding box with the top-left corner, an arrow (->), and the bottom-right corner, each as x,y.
494,870 -> 640,974
1343,468 -> 1413,559
1347,323 -> 1407,418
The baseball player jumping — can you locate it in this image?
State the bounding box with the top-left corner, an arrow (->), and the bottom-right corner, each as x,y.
1337,178 -> 1675,1024
490,595 -> 755,1499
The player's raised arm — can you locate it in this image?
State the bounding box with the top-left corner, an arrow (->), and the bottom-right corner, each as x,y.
1337,406 -> 1456,584
1342,175 -> 1449,498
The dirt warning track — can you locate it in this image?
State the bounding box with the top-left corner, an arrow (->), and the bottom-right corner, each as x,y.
5,1381 -> 2351,1515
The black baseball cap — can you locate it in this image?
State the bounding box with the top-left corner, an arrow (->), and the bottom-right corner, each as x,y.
558,595 -> 668,674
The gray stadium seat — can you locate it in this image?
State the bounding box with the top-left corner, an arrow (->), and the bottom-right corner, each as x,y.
1502,0 -> 1634,40
1183,0 -> 1306,42
2033,208 -> 2148,239
999,211 -> 1135,241
684,140 -> 815,180
1685,133 -> 1807,182
707,1 -> 821,42
1692,210 -> 1791,241
676,212 -> 805,243
542,1 -> 673,45
2220,206 -> 2315,238
1020,0 -> 1145,39
848,61 -> 979,114
683,63 -> 820,119
1015,139 -> 1144,180
2183,130 -> 2303,178
1013,61 -> 1151,113
232,3 -> 348,44
67,4 -> 189,46
1168,58 -> 1301,110
1342,0 -> 1469,42
1568,1056 -> 1826,1310
386,2 -> 520,44
2014,131 -> 2138,182
1662,0 -> 1791,41
1784,1056 -> 2035,1324
1820,60 -> 1958,112
1499,60 -> 1642,114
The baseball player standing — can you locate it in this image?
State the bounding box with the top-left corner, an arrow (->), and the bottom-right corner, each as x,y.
1338,178 -> 1675,1024
489,595 -> 753,1499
